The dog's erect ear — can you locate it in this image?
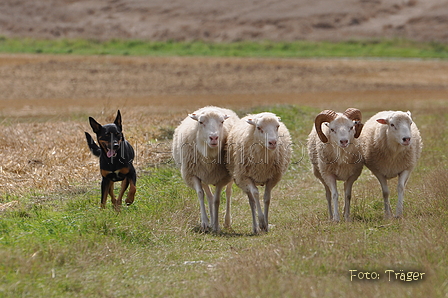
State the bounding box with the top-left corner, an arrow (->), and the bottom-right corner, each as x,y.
89,117 -> 102,134
114,110 -> 122,130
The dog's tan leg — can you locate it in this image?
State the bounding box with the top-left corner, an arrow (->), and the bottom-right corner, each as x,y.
101,179 -> 113,209
117,178 -> 129,207
109,182 -> 120,210
125,179 -> 136,206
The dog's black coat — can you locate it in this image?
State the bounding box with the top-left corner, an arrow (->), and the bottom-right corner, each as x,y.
85,110 -> 136,209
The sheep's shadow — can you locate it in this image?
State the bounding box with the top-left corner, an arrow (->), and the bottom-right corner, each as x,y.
190,225 -> 258,237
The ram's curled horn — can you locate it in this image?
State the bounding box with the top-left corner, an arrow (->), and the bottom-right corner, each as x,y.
343,108 -> 363,138
315,110 -> 337,143
343,108 -> 362,121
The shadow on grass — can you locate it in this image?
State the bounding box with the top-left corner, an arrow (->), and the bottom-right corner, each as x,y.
190,224 -> 258,237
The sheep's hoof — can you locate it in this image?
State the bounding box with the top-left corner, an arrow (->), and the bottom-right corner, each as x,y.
252,226 -> 261,235
260,225 -> 269,232
259,218 -> 268,232
211,225 -> 221,234
197,222 -> 211,233
384,214 -> 393,220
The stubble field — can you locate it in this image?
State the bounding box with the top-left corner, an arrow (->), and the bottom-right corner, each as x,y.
0,54 -> 448,297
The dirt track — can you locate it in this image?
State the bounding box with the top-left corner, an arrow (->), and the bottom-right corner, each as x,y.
0,54 -> 447,119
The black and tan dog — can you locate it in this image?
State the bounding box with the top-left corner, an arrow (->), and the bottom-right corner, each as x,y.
85,110 -> 136,210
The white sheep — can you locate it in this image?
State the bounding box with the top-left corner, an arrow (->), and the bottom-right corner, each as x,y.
307,108 -> 364,222
359,110 -> 422,218
172,106 -> 238,232
226,112 -> 292,234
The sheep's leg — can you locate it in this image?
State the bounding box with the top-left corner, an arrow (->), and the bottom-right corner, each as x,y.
193,177 -> 209,231
203,183 -> 214,226
373,172 -> 392,219
343,175 -> 358,222
212,181 -> 228,233
224,182 -> 233,229
317,175 -> 333,220
325,175 -> 339,222
243,181 -> 261,234
262,179 -> 278,232
324,184 -> 332,220
396,170 -> 411,218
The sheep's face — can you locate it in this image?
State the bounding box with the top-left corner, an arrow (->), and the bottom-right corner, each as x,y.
247,114 -> 281,150
377,111 -> 413,146
325,116 -> 358,148
190,111 -> 229,149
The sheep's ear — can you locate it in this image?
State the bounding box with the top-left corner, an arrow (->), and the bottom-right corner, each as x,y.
376,119 -> 388,125
354,121 -> 364,138
277,117 -> 282,122
246,118 -> 256,126
407,111 -> 412,118
224,115 -> 230,120
324,123 -> 329,127
189,113 -> 199,121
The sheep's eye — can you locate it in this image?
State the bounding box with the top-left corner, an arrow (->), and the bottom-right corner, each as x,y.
257,127 -> 262,131
330,128 -> 335,133
390,123 -> 395,127
199,121 -> 203,125
276,125 -> 280,130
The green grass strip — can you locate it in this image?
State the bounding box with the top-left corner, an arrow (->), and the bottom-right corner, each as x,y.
1,36 -> 448,58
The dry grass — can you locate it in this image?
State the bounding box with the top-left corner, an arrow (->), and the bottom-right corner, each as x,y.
0,109 -> 179,197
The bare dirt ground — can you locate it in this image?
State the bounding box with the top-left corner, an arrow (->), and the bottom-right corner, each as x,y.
1,0 -> 448,43
1,54 -> 448,118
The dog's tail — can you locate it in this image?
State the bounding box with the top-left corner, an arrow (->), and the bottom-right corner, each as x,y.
85,132 -> 101,157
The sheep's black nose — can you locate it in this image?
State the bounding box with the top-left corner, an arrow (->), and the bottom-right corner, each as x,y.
402,137 -> 410,143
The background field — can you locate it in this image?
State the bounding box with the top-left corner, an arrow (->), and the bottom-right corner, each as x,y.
1,0 -> 448,297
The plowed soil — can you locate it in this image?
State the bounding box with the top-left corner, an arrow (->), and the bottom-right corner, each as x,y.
0,54 -> 447,118
1,0 -> 448,42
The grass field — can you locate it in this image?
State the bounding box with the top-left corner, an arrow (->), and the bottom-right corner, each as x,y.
1,37 -> 448,58
1,100 -> 447,297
